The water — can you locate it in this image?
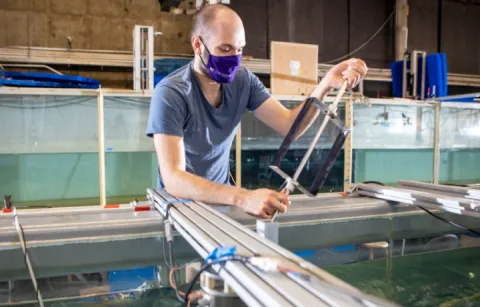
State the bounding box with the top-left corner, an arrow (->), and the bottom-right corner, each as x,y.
1,148 -> 479,207
323,246 -> 480,307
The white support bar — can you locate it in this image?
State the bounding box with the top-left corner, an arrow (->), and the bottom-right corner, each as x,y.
133,26 -> 141,91
147,27 -> 155,90
97,92 -> 106,207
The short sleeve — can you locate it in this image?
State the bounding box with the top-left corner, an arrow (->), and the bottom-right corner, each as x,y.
247,70 -> 271,112
146,85 -> 187,138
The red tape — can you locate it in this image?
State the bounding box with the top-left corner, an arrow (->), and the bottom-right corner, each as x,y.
134,206 -> 151,212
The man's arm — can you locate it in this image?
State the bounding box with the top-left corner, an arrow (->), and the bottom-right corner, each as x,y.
253,82 -> 331,137
153,133 -> 288,219
253,58 -> 368,137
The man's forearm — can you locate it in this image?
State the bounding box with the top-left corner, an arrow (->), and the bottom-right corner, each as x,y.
164,170 -> 247,208
289,81 -> 332,139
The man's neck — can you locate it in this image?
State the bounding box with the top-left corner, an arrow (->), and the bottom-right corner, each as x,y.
193,58 -> 222,108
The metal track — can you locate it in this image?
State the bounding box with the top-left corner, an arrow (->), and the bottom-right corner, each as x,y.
399,180 -> 480,201
148,188 -> 398,307
356,183 -> 480,218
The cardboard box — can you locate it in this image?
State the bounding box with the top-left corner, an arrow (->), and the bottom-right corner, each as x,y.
270,41 -> 319,96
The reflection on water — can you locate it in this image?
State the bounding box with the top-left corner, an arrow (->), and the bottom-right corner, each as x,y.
0,273 -> 185,307
2,235 -> 479,306
322,245 -> 480,307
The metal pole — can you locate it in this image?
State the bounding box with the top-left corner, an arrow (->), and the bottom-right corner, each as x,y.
147,27 -> 155,90
344,99 -> 353,192
402,53 -> 408,98
395,0 -> 409,61
421,51 -> 426,100
133,26 -> 141,90
412,51 -> 418,99
235,123 -> 242,187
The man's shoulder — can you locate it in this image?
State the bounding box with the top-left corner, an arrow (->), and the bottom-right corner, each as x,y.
234,65 -> 252,82
155,62 -> 193,97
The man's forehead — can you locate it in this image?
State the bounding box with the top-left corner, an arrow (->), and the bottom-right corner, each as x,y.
208,21 -> 245,47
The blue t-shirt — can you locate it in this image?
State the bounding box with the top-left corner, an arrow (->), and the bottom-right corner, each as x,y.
146,61 -> 271,188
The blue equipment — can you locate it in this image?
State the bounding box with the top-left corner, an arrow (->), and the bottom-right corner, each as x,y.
0,71 -> 101,89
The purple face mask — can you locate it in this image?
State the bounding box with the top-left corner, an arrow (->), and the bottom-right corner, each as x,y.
200,39 -> 242,83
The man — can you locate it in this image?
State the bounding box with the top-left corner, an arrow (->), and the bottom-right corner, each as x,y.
146,4 -> 367,219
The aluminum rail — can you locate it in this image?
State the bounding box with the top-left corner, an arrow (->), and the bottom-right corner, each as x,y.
356,183 -> 480,218
2,195 -> 480,282
147,188 -> 398,307
2,47 -> 480,87
399,180 -> 480,201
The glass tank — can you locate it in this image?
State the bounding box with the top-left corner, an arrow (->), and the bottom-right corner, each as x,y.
352,103 -> 436,185
0,94 -> 100,207
439,105 -> 480,185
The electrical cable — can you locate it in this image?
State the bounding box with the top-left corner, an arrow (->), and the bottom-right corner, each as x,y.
362,181 -> 480,237
168,240 -> 186,303
416,205 -> 480,237
182,255 -> 250,305
13,208 -> 44,307
323,7 -> 395,64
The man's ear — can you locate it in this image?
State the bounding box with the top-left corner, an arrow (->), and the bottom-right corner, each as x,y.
191,36 -> 203,57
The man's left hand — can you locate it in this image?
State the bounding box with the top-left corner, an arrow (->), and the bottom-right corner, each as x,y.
322,58 -> 368,90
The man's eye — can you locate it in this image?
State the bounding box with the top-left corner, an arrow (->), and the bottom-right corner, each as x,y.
221,48 -> 230,52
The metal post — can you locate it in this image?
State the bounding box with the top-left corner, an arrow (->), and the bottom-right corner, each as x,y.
412,51 -> 418,99
420,51 -> 426,100
402,53 -> 408,98
235,124 -> 242,187
344,99 -> 353,192
97,91 -> 106,207
395,0 -> 409,61
432,103 -> 440,184
147,27 -> 155,91
133,26 -> 141,90
133,25 -> 155,91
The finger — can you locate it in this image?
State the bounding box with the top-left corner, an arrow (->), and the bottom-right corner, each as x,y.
362,62 -> 368,75
280,191 -> 291,207
353,75 -> 359,88
350,64 -> 366,77
267,197 -> 288,213
347,59 -> 366,76
261,208 -> 272,219
275,190 -> 290,207
344,74 -> 355,89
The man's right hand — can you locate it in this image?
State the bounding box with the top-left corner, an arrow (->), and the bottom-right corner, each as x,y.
239,188 -> 289,219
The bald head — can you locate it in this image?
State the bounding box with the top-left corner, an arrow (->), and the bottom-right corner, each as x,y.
191,4 -> 244,42
191,4 -> 246,59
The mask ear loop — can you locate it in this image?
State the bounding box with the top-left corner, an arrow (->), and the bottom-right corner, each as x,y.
197,36 -> 211,68
197,36 -> 219,84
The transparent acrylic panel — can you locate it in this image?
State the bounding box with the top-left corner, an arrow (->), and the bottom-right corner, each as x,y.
439,106 -> 480,185
240,100 -> 346,193
352,104 -> 435,185
0,95 -> 99,207
104,96 -> 156,205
